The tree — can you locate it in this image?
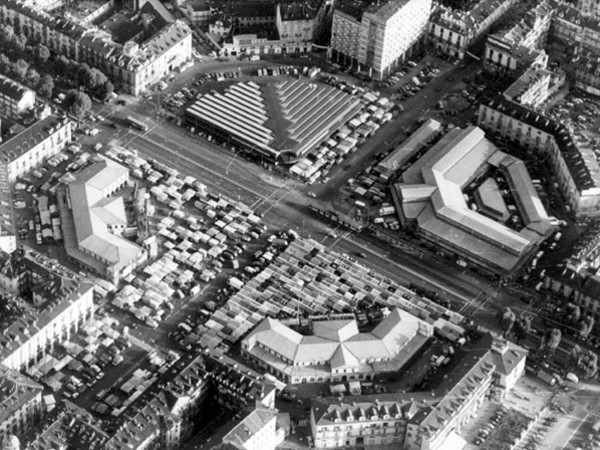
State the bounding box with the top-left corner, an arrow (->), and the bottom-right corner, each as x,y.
570,344 -> 582,367
514,314 -> 532,344
11,34 -> 27,56
0,53 -> 9,73
37,74 -> 54,98
83,66 -> 101,90
565,303 -> 581,326
35,44 -> 50,64
0,25 -> 14,49
11,59 -> 29,82
540,328 -> 562,356
67,90 -> 92,118
56,55 -> 71,73
578,315 -> 595,341
578,350 -> 598,380
499,307 -> 516,336
25,68 -> 39,88
75,63 -> 90,87
97,80 -> 114,102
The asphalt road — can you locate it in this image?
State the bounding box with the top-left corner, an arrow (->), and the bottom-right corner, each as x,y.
75,54 -> 554,341
78,61 -> 502,322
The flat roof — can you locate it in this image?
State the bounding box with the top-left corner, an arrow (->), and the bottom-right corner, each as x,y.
336,0 -> 414,21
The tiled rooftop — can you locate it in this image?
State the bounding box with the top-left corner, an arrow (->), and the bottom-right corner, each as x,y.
0,364 -> 42,428
0,114 -> 72,164
0,247 -> 93,362
483,95 -> 600,191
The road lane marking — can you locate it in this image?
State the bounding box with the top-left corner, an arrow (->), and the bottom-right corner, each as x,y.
341,233 -> 477,304
560,413 -> 589,450
132,133 -> 272,201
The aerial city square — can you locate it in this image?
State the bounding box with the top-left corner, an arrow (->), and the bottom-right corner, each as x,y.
2,0 -> 600,449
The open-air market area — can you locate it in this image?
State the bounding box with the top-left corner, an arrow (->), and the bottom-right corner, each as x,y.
5,0 -> 600,450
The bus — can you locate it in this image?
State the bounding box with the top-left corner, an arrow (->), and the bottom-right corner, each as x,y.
126,116 -> 149,132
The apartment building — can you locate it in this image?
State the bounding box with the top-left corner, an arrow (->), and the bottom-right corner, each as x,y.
0,248 -> 94,371
163,355 -> 210,444
222,407 -> 284,450
311,394 -> 436,449
0,365 -> 43,445
544,265 -> 600,323
23,401 -> 109,450
579,0 -> 600,17
0,107 -> 70,236
502,67 -> 553,108
429,0 -> 519,59
0,0 -> 192,95
276,1 -> 320,45
550,1 -> 600,55
484,0 -> 552,72
0,111 -> 73,184
311,334 -> 526,450
185,0 -> 212,27
575,53 -> 600,96
478,96 -> 600,216
0,74 -> 35,119
331,0 -> 432,79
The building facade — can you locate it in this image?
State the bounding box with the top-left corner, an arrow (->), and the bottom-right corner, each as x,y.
331,0 -> 431,79
502,67 -> 553,108
544,265 -> 600,324
311,396 -> 433,449
429,0 -> 519,59
0,248 -> 94,371
0,74 -> 35,119
276,2 -> 319,45
483,0 -> 553,73
0,1 -> 192,95
0,112 -> 73,185
222,407 -> 284,450
478,96 -> 600,216
0,365 -> 43,444
575,53 -> 600,96
242,309 -> 433,384
579,0 -> 600,17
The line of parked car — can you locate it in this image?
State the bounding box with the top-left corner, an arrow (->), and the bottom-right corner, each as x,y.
473,406 -> 508,446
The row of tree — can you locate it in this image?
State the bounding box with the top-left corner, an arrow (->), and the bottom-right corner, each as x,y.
570,345 -> 598,379
498,307 -> 532,344
0,23 -> 114,103
562,302 -> 595,341
0,52 -> 54,98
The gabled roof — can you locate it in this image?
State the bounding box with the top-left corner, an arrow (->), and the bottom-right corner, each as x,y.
243,308 -> 431,376
392,125 -> 555,273
222,407 -> 276,447
66,156 -> 144,274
